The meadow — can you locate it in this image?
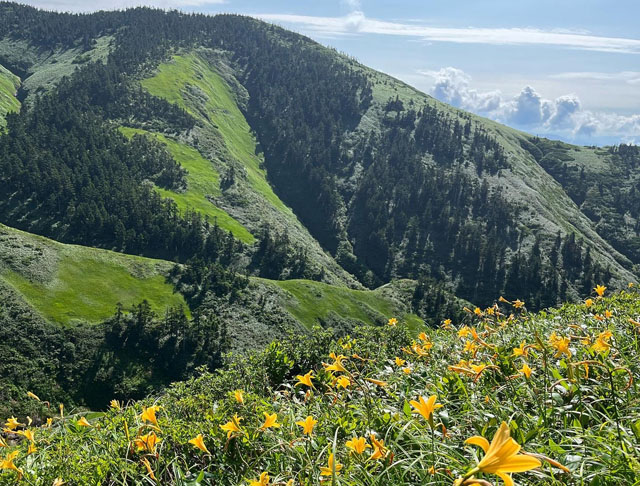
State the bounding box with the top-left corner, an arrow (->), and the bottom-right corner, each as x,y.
2,286 -> 639,485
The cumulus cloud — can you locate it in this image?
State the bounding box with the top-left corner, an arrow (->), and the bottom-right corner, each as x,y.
421,67 -> 640,144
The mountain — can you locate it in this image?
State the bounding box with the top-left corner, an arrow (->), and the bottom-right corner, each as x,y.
0,3 -> 637,411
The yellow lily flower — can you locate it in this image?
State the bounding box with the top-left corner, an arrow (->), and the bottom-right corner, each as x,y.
220,414 -> 243,438
53,478 -> 66,486
409,395 -> 443,426
189,434 -> 210,454
110,400 -> 121,410
27,391 -> 40,401
388,317 -> 398,326
463,422 -> 541,486
234,390 -> 245,404
134,432 -> 161,453
140,405 -> 160,427
0,450 -> 23,478
249,471 -> 270,485
519,363 -> 533,379
336,376 -> 351,389
346,436 -> 370,454
369,435 -> 388,460
594,285 -> 606,297
295,416 -> 317,435
394,356 -> 406,366
76,417 -> 91,428
260,412 -> 281,430
324,354 -> 348,373
295,371 -> 314,387
512,341 -> 528,358
4,417 -> 22,431
319,453 -> 343,476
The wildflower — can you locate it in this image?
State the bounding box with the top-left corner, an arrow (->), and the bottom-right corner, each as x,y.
53,478 -> 66,486
595,285 -> 606,297
442,319 -> 452,329
410,395 -> 443,426
470,363 -> 488,375
295,371 -> 314,387
234,390 -> 245,404
549,333 -> 572,358
486,307 -> 495,316
458,326 -> 473,339
0,451 -> 23,478
512,341 -> 528,358
592,330 -> 612,354
220,414 -> 243,438
4,417 -> 22,431
463,422 -> 541,486
346,436 -> 370,454
46,418 -> 52,428
141,457 -> 157,481
394,357 -> 406,366
324,354 -> 347,373
260,412 -> 281,430
110,400 -> 121,410
388,317 -> 398,326
513,300 -> 525,309
402,367 -> 412,374
365,378 -> 388,387
499,296 -> 511,304
59,403 -> 64,419
249,472 -> 270,486
76,417 -> 91,428
585,298 -> 593,308
629,282 -> 635,288
463,340 -> 478,355
27,442 -> 37,455
0,437 -> 6,448
369,435 -> 388,460
418,331 -> 429,341
604,310 -> 613,319
188,434 -> 210,454
519,363 -> 533,379
320,453 -> 343,476
140,405 -> 160,427
27,391 -> 40,401
16,429 -> 34,442
474,307 -> 483,316
296,416 -> 317,435
336,376 -> 351,389
134,432 -> 161,453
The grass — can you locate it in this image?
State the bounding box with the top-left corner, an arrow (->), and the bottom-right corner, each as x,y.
140,53 -> 290,214
119,126 -> 254,243
0,64 -> 20,127
265,278 -> 424,329
0,223 -> 188,325
3,288 -> 640,485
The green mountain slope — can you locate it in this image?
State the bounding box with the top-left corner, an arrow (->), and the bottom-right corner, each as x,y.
0,223 -> 188,324
0,63 -> 19,126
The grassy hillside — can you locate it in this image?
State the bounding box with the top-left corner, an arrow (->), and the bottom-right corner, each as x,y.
4,288 -> 639,485
267,278 -> 423,329
0,63 -> 19,127
0,223 -> 188,325
119,126 -> 254,243
140,53 -> 288,214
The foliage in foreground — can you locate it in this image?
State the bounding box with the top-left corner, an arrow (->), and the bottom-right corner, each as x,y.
2,288 -> 640,485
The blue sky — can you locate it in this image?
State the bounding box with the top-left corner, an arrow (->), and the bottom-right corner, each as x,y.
20,0 -> 640,145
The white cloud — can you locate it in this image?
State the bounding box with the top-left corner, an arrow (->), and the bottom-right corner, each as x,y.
420,67 -> 640,144
549,71 -> 640,85
18,0 -> 223,12
255,12 -> 640,54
